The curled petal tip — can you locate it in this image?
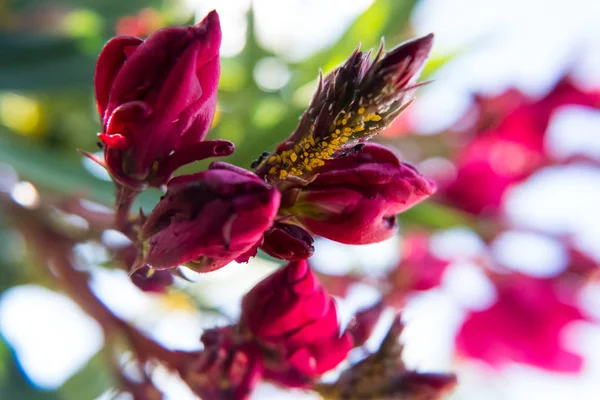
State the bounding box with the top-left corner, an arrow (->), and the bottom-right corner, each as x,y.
98,132 -> 130,149
195,10 -> 221,37
406,32 -> 435,52
420,32 -> 435,43
214,141 -> 235,156
204,9 -> 219,23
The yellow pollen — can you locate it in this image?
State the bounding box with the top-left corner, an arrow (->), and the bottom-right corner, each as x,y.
267,107 -> 375,180
364,113 -> 382,122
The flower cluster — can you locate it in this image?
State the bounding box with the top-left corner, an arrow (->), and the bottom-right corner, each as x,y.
87,10 -> 445,400
431,76 -> 600,373
441,77 -> 600,215
181,261 -> 354,398
92,11 -> 435,274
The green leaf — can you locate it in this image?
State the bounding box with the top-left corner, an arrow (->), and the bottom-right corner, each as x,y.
0,34 -> 96,91
12,0 -> 164,25
0,336 -> 61,400
58,352 -> 115,400
399,201 -> 479,230
293,0 -> 419,84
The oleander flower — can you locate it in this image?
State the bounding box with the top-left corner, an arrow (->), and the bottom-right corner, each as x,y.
259,222 -> 315,261
455,275 -> 586,373
443,134 -> 539,215
94,11 -> 233,189
140,162 -> 280,272
241,260 -> 353,387
442,76 -> 600,215
287,143 -> 435,244
180,327 -> 264,400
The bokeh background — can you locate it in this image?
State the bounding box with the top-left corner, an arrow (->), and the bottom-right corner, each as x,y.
1,0 -> 600,398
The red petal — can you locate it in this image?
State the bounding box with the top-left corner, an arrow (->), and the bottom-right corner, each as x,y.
98,132 -> 130,149
94,35 -> 143,119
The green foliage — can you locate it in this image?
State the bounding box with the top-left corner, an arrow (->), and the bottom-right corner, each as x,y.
0,338 -> 60,400
0,34 -> 96,91
58,352 -> 115,400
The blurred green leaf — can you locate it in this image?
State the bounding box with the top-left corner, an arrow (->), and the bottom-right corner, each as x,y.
0,337 -> 60,400
12,0 -> 164,24
0,34 -> 96,91
58,352 -> 114,400
294,0 -> 418,83
399,201 -> 479,230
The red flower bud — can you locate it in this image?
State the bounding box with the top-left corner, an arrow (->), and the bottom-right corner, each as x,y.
293,143 -> 435,244
181,327 -> 264,400
241,260 -> 352,387
260,222 -> 314,261
140,162 -> 280,272
94,11 -> 233,188
130,266 -> 174,293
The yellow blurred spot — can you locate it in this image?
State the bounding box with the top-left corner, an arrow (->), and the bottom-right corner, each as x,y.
159,291 -> 196,312
0,93 -> 45,136
211,103 -> 221,129
62,9 -> 103,38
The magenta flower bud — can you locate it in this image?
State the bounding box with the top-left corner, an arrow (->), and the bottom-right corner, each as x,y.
260,222 -> 314,261
94,11 -> 233,189
140,162 -> 280,272
291,143 -> 435,244
241,260 -> 352,387
181,327 -> 264,400
130,266 -> 174,293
